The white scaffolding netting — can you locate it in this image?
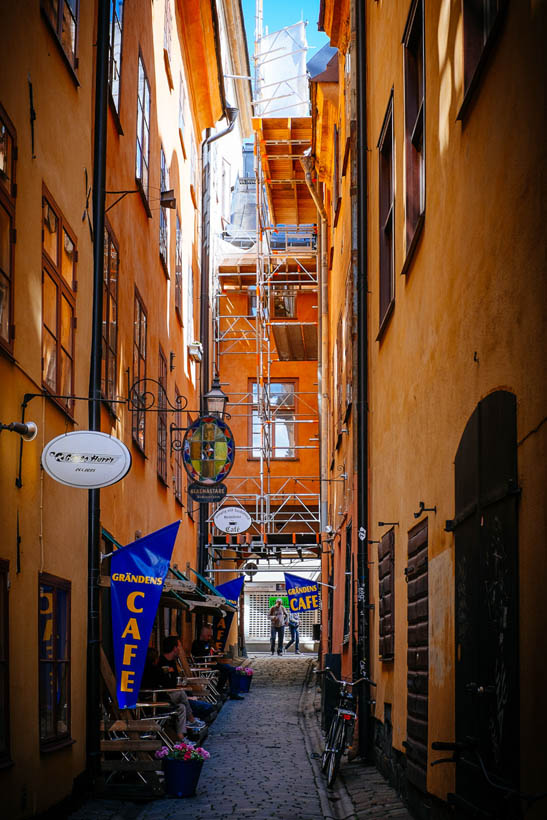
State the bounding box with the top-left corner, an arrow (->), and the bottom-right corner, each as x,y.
254,21 -> 310,118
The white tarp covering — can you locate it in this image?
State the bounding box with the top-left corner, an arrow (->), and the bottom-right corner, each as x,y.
255,21 -> 309,118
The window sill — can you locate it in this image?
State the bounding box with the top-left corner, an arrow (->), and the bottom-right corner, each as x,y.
160,252 -> 170,279
175,494 -> 184,508
101,398 -> 120,421
400,212 -> 425,277
164,49 -> 174,91
247,456 -> 299,462
40,9 -> 80,88
40,736 -> 76,755
375,298 -> 395,343
157,473 -> 168,487
135,179 -> 152,218
379,655 -> 394,663
0,339 -> 15,363
179,129 -> 187,160
190,184 -> 198,210
108,93 -> 124,136
132,439 -> 147,459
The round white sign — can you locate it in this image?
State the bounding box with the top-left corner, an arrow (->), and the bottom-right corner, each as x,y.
213,506 -> 252,534
41,431 -> 132,489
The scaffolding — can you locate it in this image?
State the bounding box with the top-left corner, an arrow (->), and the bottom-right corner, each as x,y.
207,7 -> 320,569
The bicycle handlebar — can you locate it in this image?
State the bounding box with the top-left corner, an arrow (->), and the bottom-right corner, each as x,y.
314,667 -> 377,687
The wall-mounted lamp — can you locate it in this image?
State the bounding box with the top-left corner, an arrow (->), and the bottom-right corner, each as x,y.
203,373 -> 229,419
340,427 -> 349,434
0,421 -> 38,442
413,501 -> 437,519
378,521 -> 399,527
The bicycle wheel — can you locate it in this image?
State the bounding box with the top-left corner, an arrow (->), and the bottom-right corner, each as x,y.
326,718 -> 346,788
321,716 -> 338,772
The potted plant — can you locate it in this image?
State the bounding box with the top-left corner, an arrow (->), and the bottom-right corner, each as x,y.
155,742 -> 211,797
235,666 -> 254,693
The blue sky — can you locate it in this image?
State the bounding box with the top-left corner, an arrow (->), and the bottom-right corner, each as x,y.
240,0 -> 330,60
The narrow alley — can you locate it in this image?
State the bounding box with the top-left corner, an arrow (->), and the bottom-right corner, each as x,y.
67,656 -> 411,820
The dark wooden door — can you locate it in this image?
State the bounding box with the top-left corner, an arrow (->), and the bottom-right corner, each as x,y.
406,518 -> 428,792
452,390 -> 520,818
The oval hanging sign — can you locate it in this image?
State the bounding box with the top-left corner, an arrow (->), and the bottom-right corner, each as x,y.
182,415 -> 235,485
41,431 -> 132,489
213,506 -> 252,534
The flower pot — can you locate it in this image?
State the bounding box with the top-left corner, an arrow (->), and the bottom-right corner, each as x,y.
163,758 -> 204,797
238,674 -> 252,693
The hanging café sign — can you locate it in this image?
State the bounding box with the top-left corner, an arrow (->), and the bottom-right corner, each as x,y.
182,415 -> 235,502
41,431 -> 132,489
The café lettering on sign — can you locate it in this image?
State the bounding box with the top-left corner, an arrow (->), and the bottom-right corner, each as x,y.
41,431 -> 132,489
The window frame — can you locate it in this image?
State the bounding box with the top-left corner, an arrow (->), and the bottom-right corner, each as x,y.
41,186 -> 77,414
377,94 -> 395,338
101,221 -> 119,406
38,572 -> 72,752
135,52 -> 152,213
40,0 -> 80,78
159,146 -> 169,275
163,0 -> 174,89
157,346 -> 168,484
0,104 -> 16,357
458,0 -> 504,120
132,288 -> 147,453
178,73 -> 187,157
402,0 -> 425,272
0,559 -> 10,767
248,379 -> 298,461
108,0 -> 124,130
378,528 -> 395,661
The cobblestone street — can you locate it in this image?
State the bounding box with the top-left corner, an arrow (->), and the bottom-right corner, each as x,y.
67,655 -> 411,820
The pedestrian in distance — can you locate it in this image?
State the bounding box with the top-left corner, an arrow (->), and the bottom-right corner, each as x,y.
269,598 -> 288,655
285,610 -> 301,653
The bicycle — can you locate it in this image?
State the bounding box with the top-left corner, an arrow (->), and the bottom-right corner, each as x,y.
314,667 -> 376,788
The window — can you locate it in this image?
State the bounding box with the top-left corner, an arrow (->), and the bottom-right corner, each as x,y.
248,286 -> 257,317
174,386 -> 183,504
108,0 -> 124,115
462,0 -> 501,101
332,124 -> 341,226
185,259 -> 194,347
175,215 -> 183,320
0,560 -> 10,766
38,574 -> 71,750
403,0 -> 425,261
42,189 -> 76,411
163,0 -> 174,89
272,286 -> 296,319
157,347 -> 168,483
378,528 -> 395,660
251,381 -> 296,459
136,54 -> 151,200
189,133 -> 198,207
0,105 -> 16,353
41,0 -> 79,71
378,96 -> 394,332
159,147 -> 169,273
221,158 -> 231,223
132,290 -> 147,451
178,74 -> 187,155
102,224 -> 119,403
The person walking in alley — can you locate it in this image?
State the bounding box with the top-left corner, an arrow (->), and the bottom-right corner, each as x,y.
269,598 -> 288,655
285,610 -> 301,653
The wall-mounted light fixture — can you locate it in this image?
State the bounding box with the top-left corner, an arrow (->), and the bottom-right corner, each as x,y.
203,373 -> 229,419
0,421 -> 38,442
159,188 -> 176,209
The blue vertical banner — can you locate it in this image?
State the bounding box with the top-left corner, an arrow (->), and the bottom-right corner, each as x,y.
212,576 -> 245,652
284,572 -> 320,612
111,521 -> 180,708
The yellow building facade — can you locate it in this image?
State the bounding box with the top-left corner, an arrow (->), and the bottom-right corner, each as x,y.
315,1 -> 546,818
0,1 -> 246,815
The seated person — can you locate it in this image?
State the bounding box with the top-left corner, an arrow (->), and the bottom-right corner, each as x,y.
141,636 -> 206,739
191,624 -> 243,700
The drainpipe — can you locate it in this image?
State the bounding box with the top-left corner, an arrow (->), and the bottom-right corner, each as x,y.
87,0 -> 110,783
198,108 -> 239,581
300,153 -> 328,535
356,0 -> 372,762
